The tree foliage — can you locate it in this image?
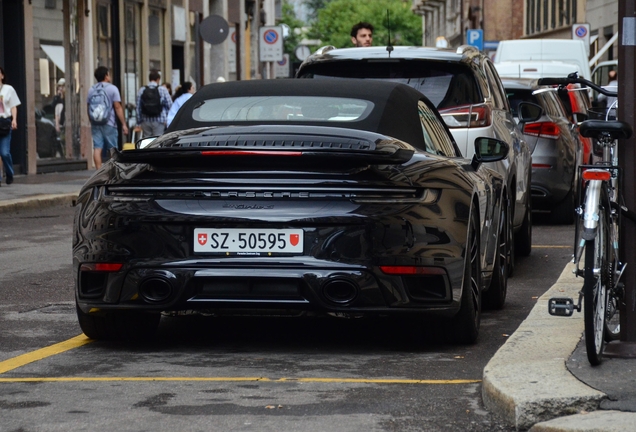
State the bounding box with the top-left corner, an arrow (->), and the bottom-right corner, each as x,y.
309,0 -> 422,49
277,0 -> 308,62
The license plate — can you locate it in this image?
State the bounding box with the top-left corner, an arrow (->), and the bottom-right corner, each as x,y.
194,228 -> 303,254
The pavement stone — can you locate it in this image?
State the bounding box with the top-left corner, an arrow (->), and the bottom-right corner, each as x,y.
529,410 -> 636,432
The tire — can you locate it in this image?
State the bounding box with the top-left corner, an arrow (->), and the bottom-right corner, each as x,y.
515,192 -> 532,257
76,301 -> 161,341
484,201 -> 508,310
583,207 -> 609,366
550,187 -> 575,225
448,206 -> 482,344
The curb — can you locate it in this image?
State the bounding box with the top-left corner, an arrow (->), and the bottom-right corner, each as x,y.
482,262 -> 605,430
0,193 -> 78,214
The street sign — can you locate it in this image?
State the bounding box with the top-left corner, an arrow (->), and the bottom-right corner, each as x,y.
259,26 -> 283,62
572,23 -> 591,56
274,54 -> 290,78
466,29 -> 483,51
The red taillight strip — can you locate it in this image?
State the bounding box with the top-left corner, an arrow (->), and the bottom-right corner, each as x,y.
532,164 -> 552,169
200,150 -> 302,157
582,169 -> 611,181
379,266 -> 447,275
523,122 -> 560,140
80,263 -> 124,272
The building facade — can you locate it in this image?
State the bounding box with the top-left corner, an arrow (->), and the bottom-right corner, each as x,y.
411,0 -> 618,65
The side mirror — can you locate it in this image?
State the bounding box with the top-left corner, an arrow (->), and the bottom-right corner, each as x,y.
517,102 -> 543,123
471,137 -> 509,170
136,137 -> 157,149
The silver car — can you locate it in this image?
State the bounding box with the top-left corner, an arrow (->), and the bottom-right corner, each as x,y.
502,78 -> 584,224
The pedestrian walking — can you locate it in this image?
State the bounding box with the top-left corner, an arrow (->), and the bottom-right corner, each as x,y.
53,78 -> 65,134
87,66 -> 128,169
166,82 -> 195,127
350,22 -> 373,47
136,70 -> 172,137
0,66 -> 21,186
598,69 -> 618,117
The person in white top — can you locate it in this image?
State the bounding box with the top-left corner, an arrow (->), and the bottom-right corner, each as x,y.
0,66 -> 21,185
166,82 -> 196,127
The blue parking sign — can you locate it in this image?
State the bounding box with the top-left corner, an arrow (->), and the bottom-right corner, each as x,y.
467,29 -> 483,51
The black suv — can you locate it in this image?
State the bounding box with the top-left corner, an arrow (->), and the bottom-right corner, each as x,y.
297,45 -> 532,258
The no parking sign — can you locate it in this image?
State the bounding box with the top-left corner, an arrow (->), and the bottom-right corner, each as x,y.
259,26 -> 283,62
572,23 -> 590,56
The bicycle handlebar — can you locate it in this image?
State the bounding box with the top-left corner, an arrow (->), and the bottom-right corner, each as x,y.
537,73 -> 617,97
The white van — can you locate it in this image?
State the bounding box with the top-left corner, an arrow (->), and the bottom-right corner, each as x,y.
494,39 -> 591,80
495,60 -> 580,79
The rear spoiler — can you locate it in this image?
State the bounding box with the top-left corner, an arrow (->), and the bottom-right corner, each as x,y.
113,132 -> 415,167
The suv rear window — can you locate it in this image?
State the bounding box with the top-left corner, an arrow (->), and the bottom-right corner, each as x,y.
299,61 -> 482,109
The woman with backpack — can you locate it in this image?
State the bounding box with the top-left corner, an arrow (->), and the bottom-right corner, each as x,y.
166,82 -> 195,127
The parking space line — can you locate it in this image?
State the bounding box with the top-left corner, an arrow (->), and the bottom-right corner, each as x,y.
0,335 -> 92,374
0,376 -> 480,384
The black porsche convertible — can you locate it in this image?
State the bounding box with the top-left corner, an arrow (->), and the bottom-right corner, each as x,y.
73,79 -> 510,344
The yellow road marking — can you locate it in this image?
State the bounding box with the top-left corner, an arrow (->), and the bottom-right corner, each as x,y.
533,245 -> 570,248
0,376 -> 480,384
0,335 -> 92,374
0,335 -> 480,385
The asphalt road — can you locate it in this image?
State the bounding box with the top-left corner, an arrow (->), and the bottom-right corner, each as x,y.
0,204 -> 574,431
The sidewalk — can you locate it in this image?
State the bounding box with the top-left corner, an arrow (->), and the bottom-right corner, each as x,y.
483,263 -> 636,431
2,169 -> 636,431
0,170 -> 94,214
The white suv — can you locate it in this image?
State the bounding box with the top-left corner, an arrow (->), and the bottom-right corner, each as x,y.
297,45 -> 533,259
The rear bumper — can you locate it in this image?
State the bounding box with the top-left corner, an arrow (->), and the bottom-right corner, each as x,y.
75,260 -> 463,318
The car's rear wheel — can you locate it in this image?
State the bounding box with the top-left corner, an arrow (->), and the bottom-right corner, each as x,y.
447,206 -> 481,344
484,201 -> 508,310
76,301 -> 161,341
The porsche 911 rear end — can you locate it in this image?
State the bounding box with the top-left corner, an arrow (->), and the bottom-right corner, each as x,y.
73,126 -> 472,340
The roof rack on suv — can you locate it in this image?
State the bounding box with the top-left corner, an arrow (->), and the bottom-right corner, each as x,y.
313,45 -> 336,56
456,45 -> 479,55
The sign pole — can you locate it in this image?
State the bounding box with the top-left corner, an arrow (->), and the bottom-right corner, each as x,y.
605,0 -> 636,357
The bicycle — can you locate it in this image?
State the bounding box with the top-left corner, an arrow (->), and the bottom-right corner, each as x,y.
540,73 -> 633,365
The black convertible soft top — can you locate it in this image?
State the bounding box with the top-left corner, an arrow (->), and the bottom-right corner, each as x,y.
167,78 -> 447,152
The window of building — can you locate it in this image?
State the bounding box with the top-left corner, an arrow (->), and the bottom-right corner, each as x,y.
124,2 -> 142,115
95,2 -> 112,69
148,7 -> 165,73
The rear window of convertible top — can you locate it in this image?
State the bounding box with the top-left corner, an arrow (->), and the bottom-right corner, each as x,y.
191,96 -> 374,123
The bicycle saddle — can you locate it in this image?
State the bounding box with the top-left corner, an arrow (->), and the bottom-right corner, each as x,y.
579,120 -> 633,140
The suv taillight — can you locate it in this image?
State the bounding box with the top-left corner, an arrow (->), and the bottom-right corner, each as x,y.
439,104 -> 492,129
523,122 -> 560,140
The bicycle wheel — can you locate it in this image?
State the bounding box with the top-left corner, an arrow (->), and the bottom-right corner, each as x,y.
583,205 -> 610,366
605,209 -> 621,342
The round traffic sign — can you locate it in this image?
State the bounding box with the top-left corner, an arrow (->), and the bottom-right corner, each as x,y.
575,25 -> 588,38
263,29 -> 279,45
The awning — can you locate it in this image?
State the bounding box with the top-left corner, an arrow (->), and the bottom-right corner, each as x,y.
40,44 -> 65,73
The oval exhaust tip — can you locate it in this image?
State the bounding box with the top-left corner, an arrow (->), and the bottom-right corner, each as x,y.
323,279 -> 358,305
